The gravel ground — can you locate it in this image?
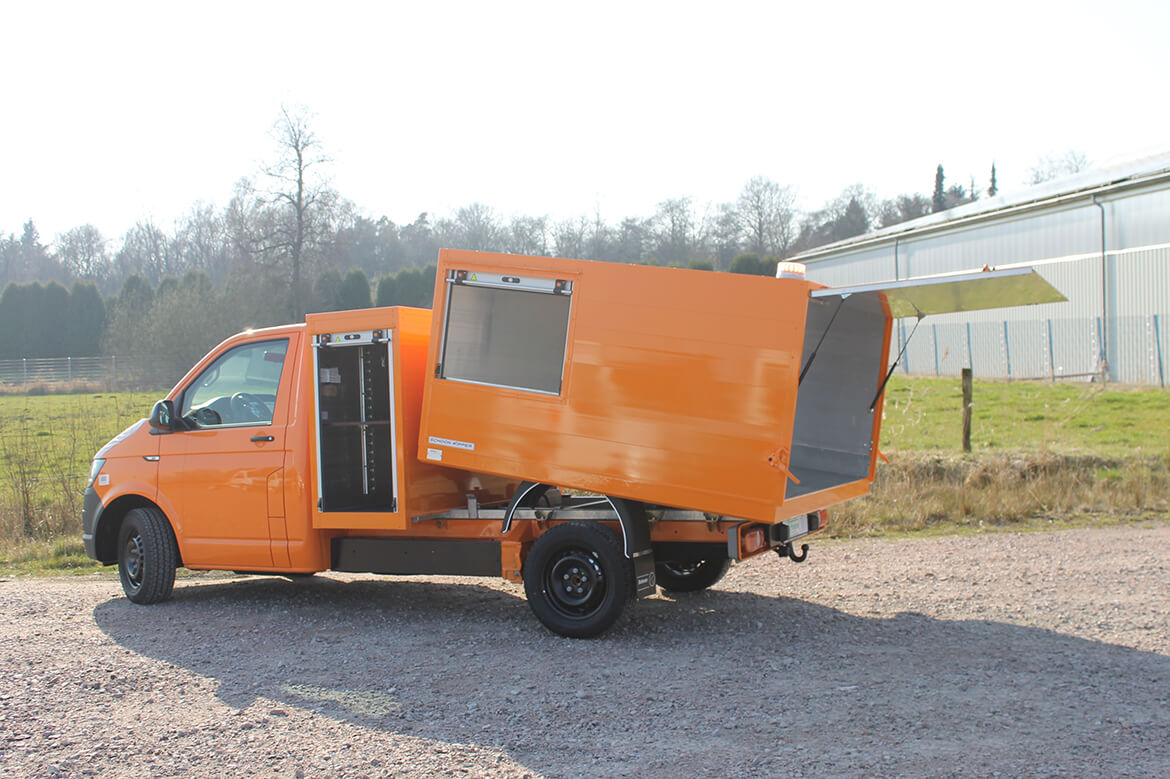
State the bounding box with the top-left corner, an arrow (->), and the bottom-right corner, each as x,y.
1,523 -> 1168,778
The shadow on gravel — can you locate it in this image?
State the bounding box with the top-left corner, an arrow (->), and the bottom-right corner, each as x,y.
95,575 -> 1170,777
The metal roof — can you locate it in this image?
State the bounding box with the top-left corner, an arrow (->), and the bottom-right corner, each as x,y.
792,149 -> 1170,261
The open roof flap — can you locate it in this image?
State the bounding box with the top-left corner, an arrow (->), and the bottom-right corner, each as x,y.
810,267 -> 1067,319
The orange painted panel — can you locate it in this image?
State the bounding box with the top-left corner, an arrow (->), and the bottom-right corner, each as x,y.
418,250 -> 839,524
304,307 -> 512,533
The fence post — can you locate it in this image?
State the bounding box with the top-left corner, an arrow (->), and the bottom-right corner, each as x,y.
962,368 -> 973,453
1002,321 -> 1012,380
966,322 -> 973,370
67,356 -> 72,381
1096,316 -> 1106,384
1047,319 -> 1056,382
1155,314 -> 1165,389
22,357 -> 27,383
932,323 -> 939,376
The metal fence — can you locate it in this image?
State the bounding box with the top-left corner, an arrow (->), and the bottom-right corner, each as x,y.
0,356 -> 172,390
896,314 -> 1166,386
2,314 -> 1167,391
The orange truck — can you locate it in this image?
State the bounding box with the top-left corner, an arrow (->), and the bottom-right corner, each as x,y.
83,249 -> 1064,636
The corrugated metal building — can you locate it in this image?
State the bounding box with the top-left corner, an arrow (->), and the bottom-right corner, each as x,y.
790,151 -> 1170,385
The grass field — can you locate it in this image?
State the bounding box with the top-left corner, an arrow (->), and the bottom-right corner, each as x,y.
0,390 -> 161,573
0,378 -> 1167,573
881,376 -> 1170,454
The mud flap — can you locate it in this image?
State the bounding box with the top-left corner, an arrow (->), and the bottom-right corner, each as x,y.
609,497 -> 657,599
632,554 -> 657,599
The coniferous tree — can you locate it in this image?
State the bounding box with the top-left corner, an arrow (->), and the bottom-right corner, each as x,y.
311,269 -> 343,312
988,163 -> 999,197
374,275 -> 397,307
932,165 -> 947,213
729,253 -> 766,275
67,281 -> 106,357
337,269 -> 372,310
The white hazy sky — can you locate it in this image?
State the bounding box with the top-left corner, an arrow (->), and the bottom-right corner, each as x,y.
3,0 -> 1169,243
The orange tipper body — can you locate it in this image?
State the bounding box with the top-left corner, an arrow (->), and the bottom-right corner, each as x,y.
418,249 -> 892,524
81,248 -> 1064,637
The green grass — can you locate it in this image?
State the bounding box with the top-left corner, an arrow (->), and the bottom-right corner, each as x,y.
879,376 -> 1170,455
1,380 -> 1168,572
0,390 -> 163,570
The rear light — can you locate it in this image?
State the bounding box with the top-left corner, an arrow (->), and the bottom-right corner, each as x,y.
743,527 -> 767,555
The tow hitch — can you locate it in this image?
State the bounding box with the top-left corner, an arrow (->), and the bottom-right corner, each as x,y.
777,542 -> 809,563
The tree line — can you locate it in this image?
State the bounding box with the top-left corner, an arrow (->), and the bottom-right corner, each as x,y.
1,107 -> 1085,371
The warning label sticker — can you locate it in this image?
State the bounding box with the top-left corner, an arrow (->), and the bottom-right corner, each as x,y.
427,436 -> 475,451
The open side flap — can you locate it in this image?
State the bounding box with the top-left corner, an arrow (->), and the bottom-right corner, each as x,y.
810,267 -> 1067,319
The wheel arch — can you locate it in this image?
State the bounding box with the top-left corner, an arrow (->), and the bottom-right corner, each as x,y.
94,495 -> 181,566
505,482 -> 651,560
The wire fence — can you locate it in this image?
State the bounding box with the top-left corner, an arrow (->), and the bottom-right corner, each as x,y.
0,356 -> 173,391
1,314 -> 1167,392
897,314 -> 1166,387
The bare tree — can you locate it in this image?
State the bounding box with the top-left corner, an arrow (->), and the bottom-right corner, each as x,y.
171,203 -> 231,282
505,215 -> 549,256
116,220 -> 174,284
652,197 -> 702,266
878,194 -> 932,228
553,216 -> 589,259
54,225 -> 109,282
1028,150 -> 1090,184
709,202 -> 743,270
452,203 -> 505,251
612,217 -> 651,263
735,176 -> 796,257
261,105 -> 336,319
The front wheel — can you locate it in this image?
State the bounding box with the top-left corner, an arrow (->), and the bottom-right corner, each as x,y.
117,507 -> 178,604
523,521 -> 633,638
655,558 -> 730,593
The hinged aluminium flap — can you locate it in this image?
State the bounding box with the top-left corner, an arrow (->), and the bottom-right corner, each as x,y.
810,267 -> 1067,318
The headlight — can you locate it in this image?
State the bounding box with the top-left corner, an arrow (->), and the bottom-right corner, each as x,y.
87,458 -> 106,489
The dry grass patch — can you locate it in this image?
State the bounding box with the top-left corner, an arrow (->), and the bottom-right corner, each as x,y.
831,451 -> 1170,537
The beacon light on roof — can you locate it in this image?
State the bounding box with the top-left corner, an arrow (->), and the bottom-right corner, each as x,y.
776,261 -> 807,279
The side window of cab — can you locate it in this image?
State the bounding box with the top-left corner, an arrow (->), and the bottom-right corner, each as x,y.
179,339 -> 289,428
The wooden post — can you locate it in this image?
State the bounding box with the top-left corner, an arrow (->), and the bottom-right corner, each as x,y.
961,368 -> 973,453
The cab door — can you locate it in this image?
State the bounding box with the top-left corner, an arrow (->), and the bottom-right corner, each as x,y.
157,335 -> 298,569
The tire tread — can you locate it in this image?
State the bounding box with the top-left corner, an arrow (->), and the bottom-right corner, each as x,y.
119,506 -> 178,604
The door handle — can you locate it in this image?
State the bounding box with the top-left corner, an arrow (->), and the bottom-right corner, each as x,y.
250,435 -> 275,442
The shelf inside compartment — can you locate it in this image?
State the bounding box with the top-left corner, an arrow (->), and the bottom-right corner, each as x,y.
316,341 -> 396,512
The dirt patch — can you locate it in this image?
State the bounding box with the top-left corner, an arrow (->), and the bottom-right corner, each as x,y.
1,524 -> 1168,777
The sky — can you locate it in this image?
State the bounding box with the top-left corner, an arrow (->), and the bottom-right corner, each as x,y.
3,0 -> 1169,244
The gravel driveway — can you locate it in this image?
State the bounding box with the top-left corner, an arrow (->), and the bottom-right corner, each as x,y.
2,524 -> 1168,778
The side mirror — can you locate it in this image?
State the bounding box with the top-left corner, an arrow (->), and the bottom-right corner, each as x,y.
149,400 -> 177,433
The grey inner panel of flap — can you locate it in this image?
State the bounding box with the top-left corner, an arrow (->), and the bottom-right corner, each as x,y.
787,292 -> 886,498
810,267 -> 1067,319
441,284 -> 570,394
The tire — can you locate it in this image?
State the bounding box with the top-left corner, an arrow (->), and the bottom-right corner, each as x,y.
523,521 -> 633,638
655,558 -> 730,593
117,507 -> 178,604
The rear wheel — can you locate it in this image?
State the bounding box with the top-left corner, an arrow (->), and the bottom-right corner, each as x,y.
655,558 -> 730,593
117,507 -> 178,604
523,521 -> 632,638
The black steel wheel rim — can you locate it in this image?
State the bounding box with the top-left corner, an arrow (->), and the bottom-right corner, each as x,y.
123,534 -> 144,589
662,561 -> 701,577
545,548 -> 606,619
